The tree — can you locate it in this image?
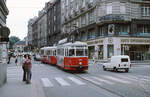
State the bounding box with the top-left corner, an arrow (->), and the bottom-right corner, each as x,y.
9,36 -> 20,49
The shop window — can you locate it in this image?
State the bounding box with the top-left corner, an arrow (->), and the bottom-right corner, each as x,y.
107,45 -> 114,58
98,45 -> 103,60
88,46 -> 94,59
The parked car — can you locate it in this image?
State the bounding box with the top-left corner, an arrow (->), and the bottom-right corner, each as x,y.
34,53 -> 41,61
103,55 -> 131,72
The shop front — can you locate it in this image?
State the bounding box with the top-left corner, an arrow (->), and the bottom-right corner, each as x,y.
87,37 -> 150,62
121,38 -> 150,61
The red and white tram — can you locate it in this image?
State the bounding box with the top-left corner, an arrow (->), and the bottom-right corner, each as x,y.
40,47 -> 57,65
56,41 -> 88,71
40,47 -> 49,63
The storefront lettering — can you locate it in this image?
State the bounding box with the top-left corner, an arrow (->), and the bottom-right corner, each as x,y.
87,40 -> 103,45
121,39 -> 150,43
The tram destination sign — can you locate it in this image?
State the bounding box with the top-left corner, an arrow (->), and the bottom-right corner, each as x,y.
121,38 -> 150,44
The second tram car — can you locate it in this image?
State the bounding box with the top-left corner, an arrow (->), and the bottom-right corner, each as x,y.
57,41 -> 88,71
40,47 -> 57,65
46,47 -> 57,65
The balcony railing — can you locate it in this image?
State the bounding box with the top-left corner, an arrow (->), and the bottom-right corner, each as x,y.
137,32 -> 150,36
118,32 -> 129,36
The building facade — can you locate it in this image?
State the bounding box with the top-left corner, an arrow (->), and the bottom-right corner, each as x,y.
47,0 -> 64,46
27,18 -> 34,51
0,0 -> 10,86
63,0 -> 150,61
31,7 -> 47,50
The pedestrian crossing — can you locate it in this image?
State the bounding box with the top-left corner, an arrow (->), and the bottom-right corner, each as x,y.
40,74 -> 150,88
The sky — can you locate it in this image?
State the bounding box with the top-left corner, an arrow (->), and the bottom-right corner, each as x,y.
7,0 -> 50,40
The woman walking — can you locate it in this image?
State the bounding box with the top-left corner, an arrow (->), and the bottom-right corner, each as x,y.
25,55 -> 32,84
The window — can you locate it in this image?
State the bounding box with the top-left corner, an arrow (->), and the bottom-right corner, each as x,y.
137,25 -> 150,33
108,24 -> 115,35
120,3 -> 126,14
121,58 -> 128,62
81,32 -> 87,41
108,45 -> 114,58
142,5 -> 150,16
107,3 -> 112,14
69,49 -> 75,56
76,49 -> 84,56
88,29 -> 95,39
119,25 -> 129,35
98,26 -> 105,36
81,15 -> 86,27
88,10 -> 95,24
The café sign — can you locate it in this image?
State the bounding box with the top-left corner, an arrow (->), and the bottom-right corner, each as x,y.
121,38 -> 150,44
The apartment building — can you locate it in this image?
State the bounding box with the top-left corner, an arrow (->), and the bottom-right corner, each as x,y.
32,8 -> 47,49
47,0 -> 64,46
63,0 -> 150,61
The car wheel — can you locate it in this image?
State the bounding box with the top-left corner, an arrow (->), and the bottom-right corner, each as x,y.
125,68 -> 129,72
113,67 -> 118,72
103,66 -> 106,71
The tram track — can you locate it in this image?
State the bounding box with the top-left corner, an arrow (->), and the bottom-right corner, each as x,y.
74,73 -> 124,97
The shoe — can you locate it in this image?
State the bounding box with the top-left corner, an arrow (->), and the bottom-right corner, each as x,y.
23,79 -> 26,81
26,80 -> 31,84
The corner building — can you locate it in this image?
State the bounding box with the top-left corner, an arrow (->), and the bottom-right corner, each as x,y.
63,0 -> 150,61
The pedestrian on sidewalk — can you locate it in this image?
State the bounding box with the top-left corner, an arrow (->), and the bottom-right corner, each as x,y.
24,54 -> 32,84
22,54 -> 27,81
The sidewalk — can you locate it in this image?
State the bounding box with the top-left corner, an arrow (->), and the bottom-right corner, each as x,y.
0,58 -> 45,97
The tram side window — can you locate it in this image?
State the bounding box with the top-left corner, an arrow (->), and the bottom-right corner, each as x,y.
53,50 -> 56,56
85,49 -> 88,56
76,49 -> 84,56
41,50 -> 44,55
69,49 -> 75,56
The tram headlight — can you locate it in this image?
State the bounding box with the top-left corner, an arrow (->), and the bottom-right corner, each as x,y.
79,62 -> 82,65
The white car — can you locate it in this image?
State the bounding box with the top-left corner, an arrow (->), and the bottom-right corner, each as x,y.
103,55 -> 131,72
34,54 -> 42,61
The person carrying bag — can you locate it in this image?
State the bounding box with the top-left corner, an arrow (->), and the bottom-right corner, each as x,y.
24,55 -> 32,84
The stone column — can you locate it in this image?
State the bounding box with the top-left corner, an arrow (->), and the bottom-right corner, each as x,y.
0,26 -> 10,86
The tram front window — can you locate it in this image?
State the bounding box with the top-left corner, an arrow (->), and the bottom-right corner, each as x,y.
76,49 -> 84,56
69,49 -> 75,56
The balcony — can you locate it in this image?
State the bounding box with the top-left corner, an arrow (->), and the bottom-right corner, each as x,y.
118,32 -> 129,36
137,32 -> 150,37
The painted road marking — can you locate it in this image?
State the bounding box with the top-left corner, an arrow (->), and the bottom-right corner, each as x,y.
83,77 -> 102,85
41,78 -> 54,87
103,75 -> 131,84
68,77 -> 86,85
55,77 -> 70,86
92,76 -> 114,85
